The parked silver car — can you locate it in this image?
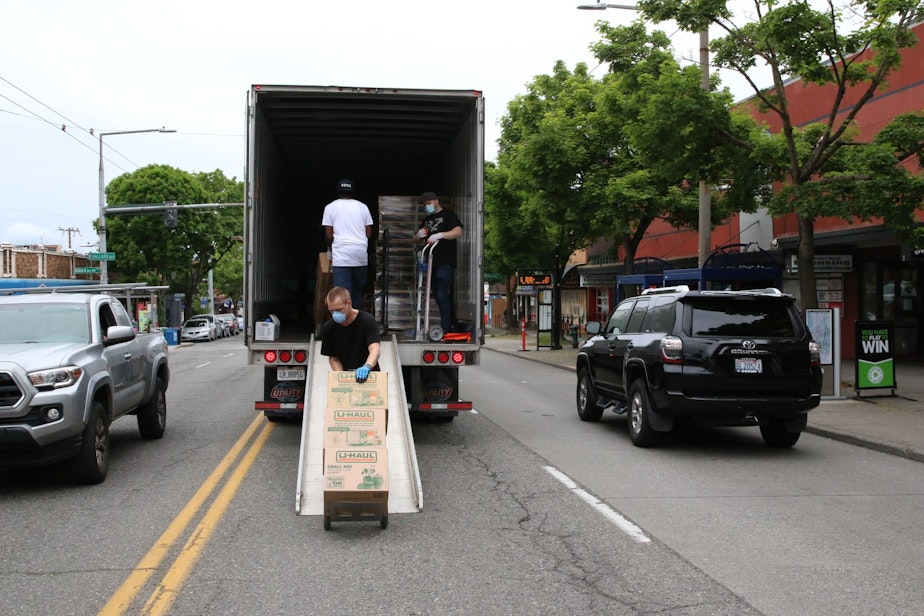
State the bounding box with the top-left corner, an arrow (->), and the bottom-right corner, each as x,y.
198,314 -> 222,339
181,318 -> 216,342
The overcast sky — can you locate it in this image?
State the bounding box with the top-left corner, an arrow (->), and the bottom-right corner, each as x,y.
2,0 -> 723,250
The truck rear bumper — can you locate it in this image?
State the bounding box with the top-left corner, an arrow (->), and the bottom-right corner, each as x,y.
658,391 -> 821,419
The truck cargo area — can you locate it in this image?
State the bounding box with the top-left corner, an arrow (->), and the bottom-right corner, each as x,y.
246,85 -> 484,339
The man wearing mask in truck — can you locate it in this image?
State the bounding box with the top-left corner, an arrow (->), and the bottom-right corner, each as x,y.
322,178 -> 373,310
320,287 -> 380,383
416,191 -> 463,334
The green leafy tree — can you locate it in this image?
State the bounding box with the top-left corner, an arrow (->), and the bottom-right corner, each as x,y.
484,161 -> 551,328
499,62 -> 603,345
192,170 -> 244,310
104,165 -> 243,312
639,0 -> 924,307
211,240 -> 244,313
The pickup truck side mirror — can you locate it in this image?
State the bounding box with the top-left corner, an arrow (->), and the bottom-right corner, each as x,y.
104,325 -> 136,346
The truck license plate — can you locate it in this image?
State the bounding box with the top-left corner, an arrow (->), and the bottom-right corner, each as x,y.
734,358 -> 762,374
277,368 -> 305,381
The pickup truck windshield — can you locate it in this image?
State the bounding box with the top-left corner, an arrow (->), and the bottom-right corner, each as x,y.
0,303 -> 91,344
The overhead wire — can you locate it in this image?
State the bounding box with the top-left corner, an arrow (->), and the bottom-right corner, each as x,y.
0,75 -> 148,173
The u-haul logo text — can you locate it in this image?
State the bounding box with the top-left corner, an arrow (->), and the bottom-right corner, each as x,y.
335,450 -> 378,463
334,372 -> 378,385
334,410 -> 376,421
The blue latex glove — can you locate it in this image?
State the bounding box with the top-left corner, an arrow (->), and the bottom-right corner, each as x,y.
355,364 -> 371,383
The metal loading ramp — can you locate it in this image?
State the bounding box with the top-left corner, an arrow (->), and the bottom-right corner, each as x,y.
296,335 -> 423,516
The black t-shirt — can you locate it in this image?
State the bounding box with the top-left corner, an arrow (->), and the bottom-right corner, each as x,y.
419,207 -> 463,268
320,310 -> 381,370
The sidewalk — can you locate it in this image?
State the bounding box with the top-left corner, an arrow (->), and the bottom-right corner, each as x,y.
482,329 -> 924,462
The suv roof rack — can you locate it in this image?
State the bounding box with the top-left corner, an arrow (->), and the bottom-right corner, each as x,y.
700,287 -> 785,297
0,283 -> 168,296
641,285 -> 690,295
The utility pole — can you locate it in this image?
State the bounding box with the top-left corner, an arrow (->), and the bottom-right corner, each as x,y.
58,227 -> 81,250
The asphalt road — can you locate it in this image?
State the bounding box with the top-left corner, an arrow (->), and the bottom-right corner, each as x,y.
1,337 -> 921,615
473,349 -> 924,616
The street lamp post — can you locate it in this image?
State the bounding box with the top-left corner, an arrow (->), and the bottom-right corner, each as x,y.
98,127 -> 175,284
577,1 -> 711,266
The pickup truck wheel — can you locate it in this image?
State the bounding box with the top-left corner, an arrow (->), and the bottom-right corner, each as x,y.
71,401 -> 110,484
137,376 -> 167,439
627,379 -> 658,448
576,369 -> 603,422
760,418 -> 801,448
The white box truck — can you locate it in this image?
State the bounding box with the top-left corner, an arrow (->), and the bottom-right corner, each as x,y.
244,85 -> 484,422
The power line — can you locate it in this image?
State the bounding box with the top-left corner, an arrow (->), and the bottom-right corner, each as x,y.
0,75 -> 142,173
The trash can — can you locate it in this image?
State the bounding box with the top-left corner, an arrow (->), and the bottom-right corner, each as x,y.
163,328 -> 179,346
570,325 -> 579,348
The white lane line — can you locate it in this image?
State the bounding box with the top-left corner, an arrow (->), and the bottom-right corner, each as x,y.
195,362 -> 212,369
544,465 -> 651,544
222,353 -> 234,358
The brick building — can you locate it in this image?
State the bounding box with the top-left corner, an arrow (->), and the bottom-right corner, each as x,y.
1,244 -> 94,282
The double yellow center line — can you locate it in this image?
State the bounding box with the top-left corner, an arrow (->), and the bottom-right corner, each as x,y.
100,415 -> 274,615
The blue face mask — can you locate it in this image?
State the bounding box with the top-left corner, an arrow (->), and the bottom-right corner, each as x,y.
332,310 -> 347,324
424,203 -> 436,214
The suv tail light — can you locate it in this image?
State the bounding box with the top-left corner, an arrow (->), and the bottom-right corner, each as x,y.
808,340 -> 821,367
660,336 -> 683,364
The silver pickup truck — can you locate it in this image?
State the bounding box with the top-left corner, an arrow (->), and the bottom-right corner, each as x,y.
0,291 -> 170,484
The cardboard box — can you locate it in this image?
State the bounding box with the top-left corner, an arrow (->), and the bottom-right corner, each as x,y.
254,314 -> 280,341
323,407 -> 387,448
323,447 -> 388,492
327,371 -> 388,408
313,252 -> 333,333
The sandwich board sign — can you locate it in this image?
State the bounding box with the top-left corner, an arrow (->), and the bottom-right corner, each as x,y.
854,321 -> 896,393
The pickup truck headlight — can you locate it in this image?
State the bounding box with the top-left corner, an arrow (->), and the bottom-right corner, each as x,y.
28,366 -> 83,389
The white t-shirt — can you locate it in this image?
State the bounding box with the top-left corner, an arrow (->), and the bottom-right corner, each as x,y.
321,198 -> 373,266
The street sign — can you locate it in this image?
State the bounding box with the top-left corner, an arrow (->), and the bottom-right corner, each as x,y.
75,266 -> 101,274
88,252 -> 116,261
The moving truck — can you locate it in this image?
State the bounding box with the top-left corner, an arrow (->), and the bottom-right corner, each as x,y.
244,85 -> 484,421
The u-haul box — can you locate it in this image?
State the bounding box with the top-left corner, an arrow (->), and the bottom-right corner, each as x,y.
327,371 -> 388,408
323,447 -> 389,492
323,407 -> 387,448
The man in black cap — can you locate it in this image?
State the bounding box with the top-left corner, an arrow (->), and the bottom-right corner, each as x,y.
416,191 -> 463,333
321,179 -> 373,310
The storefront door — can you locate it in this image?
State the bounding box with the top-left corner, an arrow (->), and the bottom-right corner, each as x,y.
861,263 -> 921,355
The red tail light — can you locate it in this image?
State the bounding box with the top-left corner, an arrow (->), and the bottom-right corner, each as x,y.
263,350 -> 277,363
437,351 -> 450,363
660,336 -> 683,364
809,341 -> 821,367
451,351 -> 465,364
422,351 -> 435,363
279,350 -> 292,363
294,350 -> 307,363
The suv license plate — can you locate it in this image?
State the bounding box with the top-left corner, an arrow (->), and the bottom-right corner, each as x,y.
734,358 -> 762,374
277,368 -> 306,381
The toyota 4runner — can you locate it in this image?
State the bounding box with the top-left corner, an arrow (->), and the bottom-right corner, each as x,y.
576,286 -> 823,448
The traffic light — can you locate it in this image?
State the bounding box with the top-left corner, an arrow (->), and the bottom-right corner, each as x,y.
164,207 -> 178,228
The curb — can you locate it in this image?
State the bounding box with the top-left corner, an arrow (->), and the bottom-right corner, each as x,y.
801,425 -> 924,463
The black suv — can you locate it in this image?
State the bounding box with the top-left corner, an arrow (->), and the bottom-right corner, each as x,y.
576,286 -> 823,448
